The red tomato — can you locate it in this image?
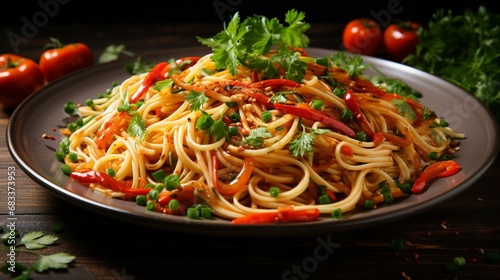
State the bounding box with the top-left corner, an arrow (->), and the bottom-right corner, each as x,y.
383,22 -> 420,62
342,18 -> 383,56
0,54 -> 45,112
39,37 -> 94,82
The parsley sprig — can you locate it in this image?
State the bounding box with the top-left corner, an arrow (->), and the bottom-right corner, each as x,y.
289,126 -> 329,158
196,9 -> 310,82
1,231 -> 76,279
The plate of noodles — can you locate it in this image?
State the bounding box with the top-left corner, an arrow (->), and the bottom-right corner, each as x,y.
7,46 -> 500,237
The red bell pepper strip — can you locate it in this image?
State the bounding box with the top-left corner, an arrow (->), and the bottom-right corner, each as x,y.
95,111 -> 127,149
130,61 -> 169,103
274,103 -> 357,138
232,206 -> 320,224
70,170 -> 151,196
344,89 -> 374,139
211,150 -> 255,195
411,160 -> 462,194
157,184 -> 197,206
340,145 -> 354,157
250,78 -> 301,91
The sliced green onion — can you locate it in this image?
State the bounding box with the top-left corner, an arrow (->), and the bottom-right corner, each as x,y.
196,113 -> 215,130
60,164 -> 71,175
63,101 -> 77,114
75,117 -> 84,126
136,195 -> 147,206
396,180 -> 411,194
228,126 -> 239,136
310,99 -> 324,110
152,170 -> 166,182
319,194 -> 331,204
164,174 -> 180,190
356,131 -> 367,142
383,192 -> 393,204
148,189 -> 159,201
428,151 -> 438,160
331,208 -> 342,219
106,167 -> 115,177
229,112 -> 241,122
453,256 -> 466,267
364,199 -> 374,209
225,101 -> 238,108
187,207 -> 199,219
261,110 -> 272,122
85,98 -> 94,109
269,186 -> 280,197
117,104 -> 131,112
154,184 -> 164,193
168,199 -> 180,211
55,150 -> 65,162
340,108 -> 353,121
201,207 -> 212,219
146,200 -> 155,211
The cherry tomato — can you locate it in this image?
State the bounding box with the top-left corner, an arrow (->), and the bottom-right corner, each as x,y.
39,37 -> 94,82
0,54 -> 45,112
342,18 -> 383,56
383,21 -> 420,62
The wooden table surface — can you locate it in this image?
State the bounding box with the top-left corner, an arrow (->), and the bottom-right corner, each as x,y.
1,21 -> 500,280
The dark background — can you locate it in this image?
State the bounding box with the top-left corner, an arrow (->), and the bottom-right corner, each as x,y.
1,0 -> 499,58
2,0 -> 498,24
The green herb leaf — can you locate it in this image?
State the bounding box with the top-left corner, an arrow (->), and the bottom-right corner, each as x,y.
392,99 -> 416,121
127,112 -> 147,142
19,232 -> 58,250
329,52 -> 366,78
185,90 -> 208,112
197,9 -> 310,82
98,44 -> 135,63
209,117 -> 229,141
154,79 -> 173,91
32,253 -> 76,272
125,55 -> 155,75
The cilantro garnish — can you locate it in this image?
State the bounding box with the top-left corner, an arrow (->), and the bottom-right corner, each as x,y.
289,126 -> 328,158
196,9 -> 310,82
392,98 -> 416,121
329,51 -> 366,78
244,127 -> 272,148
154,79 -> 173,91
185,90 -> 209,112
0,231 -> 76,279
209,116 -> 229,141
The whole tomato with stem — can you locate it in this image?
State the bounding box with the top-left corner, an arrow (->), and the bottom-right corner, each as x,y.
342,18 -> 383,56
0,54 -> 45,112
383,21 -> 421,62
39,37 -> 94,82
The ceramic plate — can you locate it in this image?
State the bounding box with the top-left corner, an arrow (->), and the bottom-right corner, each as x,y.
7,47 -> 500,237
